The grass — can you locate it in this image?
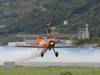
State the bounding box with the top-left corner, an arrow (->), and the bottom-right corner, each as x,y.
0,66 -> 100,75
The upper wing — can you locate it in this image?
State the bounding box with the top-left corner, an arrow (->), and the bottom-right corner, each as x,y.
15,34 -> 77,38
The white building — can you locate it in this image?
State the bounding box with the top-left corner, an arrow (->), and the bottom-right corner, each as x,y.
78,24 -> 90,39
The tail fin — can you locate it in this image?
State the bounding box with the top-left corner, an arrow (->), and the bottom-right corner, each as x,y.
36,36 -> 40,45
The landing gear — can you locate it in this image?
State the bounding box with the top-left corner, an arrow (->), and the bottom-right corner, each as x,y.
53,48 -> 59,57
41,52 -> 44,57
55,52 -> 59,57
40,48 -> 59,57
49,48 -> 51,50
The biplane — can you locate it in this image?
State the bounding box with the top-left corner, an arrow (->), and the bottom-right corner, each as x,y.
15,24 -> 76,57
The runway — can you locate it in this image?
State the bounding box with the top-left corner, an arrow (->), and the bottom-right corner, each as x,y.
21,62 -> 100,68
0,46 -> 100,67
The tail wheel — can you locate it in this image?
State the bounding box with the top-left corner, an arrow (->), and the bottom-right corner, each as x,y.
55,52 -> 59,57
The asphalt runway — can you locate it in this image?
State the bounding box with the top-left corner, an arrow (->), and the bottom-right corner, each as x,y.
20,62 -> 100,68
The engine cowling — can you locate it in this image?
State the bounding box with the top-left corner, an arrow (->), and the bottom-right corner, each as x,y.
48,40 -> 55,48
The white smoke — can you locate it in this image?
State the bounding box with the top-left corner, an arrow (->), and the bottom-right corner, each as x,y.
0,46 -> 100,65
17,48 -> 46,62
0,46 -> 43,64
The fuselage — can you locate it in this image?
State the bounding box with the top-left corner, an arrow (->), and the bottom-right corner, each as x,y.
39,39 -> 55,49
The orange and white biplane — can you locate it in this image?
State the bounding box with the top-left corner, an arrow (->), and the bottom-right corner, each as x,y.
15,25 -> 76,57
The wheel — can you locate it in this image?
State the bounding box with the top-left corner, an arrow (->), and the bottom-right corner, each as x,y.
49,48 -> 51,50
55,52 -> 59,57
41,53 -> 44,57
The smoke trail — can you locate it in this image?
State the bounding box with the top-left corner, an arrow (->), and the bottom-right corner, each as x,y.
0,46 -> 45,64
1,46 -> 100,65
17,48 -> 44,62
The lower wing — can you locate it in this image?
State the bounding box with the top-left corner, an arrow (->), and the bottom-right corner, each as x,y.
15,45 -> 77,48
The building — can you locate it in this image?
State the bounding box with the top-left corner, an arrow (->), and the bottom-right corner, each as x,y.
78,24 -> 90,39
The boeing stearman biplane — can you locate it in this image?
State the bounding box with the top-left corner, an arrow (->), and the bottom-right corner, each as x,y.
15,24 -> 76,57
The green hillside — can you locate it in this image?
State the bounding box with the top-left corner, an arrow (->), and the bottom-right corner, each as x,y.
0,0 -> 100,42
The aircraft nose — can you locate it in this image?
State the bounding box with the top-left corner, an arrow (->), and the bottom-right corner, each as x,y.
49,41 -> 55,48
